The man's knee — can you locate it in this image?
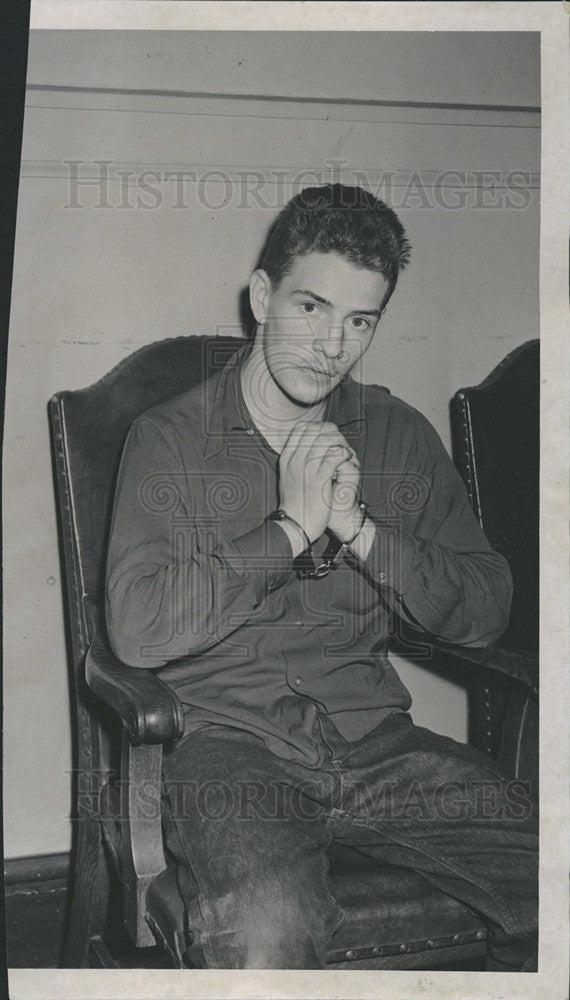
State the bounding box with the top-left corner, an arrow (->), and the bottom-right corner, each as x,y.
201,872 -> 343,968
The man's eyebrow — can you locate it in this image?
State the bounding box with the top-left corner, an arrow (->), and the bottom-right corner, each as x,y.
292,288 -> 382,318
293,288 -> 334,308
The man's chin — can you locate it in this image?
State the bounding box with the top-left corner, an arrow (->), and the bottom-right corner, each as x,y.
279,381 -> 331,408
276,369 -> 337,407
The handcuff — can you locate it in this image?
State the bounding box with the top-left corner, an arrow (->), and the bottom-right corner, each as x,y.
266,498 -> 368,579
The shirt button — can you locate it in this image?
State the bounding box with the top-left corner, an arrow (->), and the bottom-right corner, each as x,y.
295,620 -> 303,626
246,428 -> 255,436
294,677 -> 303,686
377,571 -> 387,583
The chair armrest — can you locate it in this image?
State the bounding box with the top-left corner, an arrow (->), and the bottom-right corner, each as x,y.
391,629 -> 538,772
85,632 -> 186,746
427,640 -> 538,695
391,627 -> 538,695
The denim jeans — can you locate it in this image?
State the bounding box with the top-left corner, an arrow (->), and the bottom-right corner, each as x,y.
161,711 -> 538,970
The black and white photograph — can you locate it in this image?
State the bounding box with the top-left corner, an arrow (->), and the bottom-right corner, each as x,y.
3,3 -> 568,999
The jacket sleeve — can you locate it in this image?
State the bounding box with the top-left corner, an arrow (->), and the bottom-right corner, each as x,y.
360,409 -> 513,647
105,416 -> 293,668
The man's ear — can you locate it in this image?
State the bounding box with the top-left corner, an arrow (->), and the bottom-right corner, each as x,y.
249,269 -> 272,325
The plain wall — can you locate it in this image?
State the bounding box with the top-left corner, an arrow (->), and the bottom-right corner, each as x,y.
3,30 -> 540,858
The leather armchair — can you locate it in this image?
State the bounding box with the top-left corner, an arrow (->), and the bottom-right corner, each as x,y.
49,336 -> 538,969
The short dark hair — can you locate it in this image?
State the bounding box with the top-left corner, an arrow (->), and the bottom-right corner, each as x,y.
259,183 -> 411,303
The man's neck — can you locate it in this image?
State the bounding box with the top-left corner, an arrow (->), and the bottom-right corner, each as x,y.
240,337 -> 327,452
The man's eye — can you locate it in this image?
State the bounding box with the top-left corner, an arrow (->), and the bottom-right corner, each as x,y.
301,302 -> 317,314
350,316 -> 370,330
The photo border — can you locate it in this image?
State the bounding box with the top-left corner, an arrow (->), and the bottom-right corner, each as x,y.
8,3 -> 569,999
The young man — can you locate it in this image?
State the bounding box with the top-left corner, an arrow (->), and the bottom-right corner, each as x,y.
105,184 -> 537,970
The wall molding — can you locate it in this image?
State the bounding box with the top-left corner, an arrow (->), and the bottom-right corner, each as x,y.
26,84 -> 541,131
19,160 -> 541,192
26,83 -> 541,114
4,851 -> 70,891
22,85 -> 540,189
5,852 -> 70,969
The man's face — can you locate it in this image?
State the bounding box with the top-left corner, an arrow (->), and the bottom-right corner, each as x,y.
249,251 -> 390,406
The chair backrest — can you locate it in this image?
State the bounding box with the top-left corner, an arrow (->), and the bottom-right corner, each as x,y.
49,335 -> 246,669
450,340 -> 539,655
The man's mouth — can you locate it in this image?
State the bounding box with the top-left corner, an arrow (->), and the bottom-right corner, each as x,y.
305,365 -> 339,377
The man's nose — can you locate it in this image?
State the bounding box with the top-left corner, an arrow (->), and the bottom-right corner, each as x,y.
313,327 -> 344,360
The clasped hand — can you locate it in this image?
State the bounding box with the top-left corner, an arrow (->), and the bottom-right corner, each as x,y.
278,420 -> 362,545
